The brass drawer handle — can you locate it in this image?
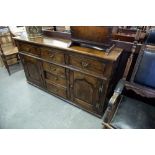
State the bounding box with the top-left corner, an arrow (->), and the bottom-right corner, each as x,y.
51,67 -> 57,72
70,84 -> 73,88
50,54 -> 55,58
60,75 -> 64,78
81,61 -> 89,68
54,77 -> 58,80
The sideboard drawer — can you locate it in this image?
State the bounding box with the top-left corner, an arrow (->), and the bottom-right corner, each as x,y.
43,62 -> 66,78
45,72 -> 67,87
69,55 -> 109,76
19,42 -> 40,56
46,80 -> 67,99
41,47 -> 65,64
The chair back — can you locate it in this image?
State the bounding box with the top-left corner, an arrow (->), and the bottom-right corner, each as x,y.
0,27 -> 14,54
131,45 -> 155,90
145,29 -> 155,45
113,28 -> 141,42
0,34 -> 12,45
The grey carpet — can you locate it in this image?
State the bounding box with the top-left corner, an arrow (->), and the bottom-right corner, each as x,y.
0,64 -> 102,129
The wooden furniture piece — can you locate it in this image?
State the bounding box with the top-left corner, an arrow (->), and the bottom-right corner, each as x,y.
43,29 -> 71,40
102,45 -> 155,128
113,40 -> 142,80
0,54 -> 3,67
43,28 -> 142,81
0,27 -> 19,75
113,28 -> 146,43
70,26 -> 114,52
14,33 -> 123,117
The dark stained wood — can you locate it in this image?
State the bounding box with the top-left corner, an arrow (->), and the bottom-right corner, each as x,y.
0,27 -> 19,75
112,28 -> 146,43
45,72 -> 67,87
14,34 -> 122,61
122,41 -> 138,79
69,70 -> 106,114
43,30 -> 71,40
46,79 -> 67,99
43,62 -> 66,77
14,33 -> 123,117
41,47 -> 65,64
20,55 -> 45,88
125,81 -> 155,98
69,54 -> 113,78
70,26 -> 113,50
18,42 -> 40,56
113,40 -> 142,80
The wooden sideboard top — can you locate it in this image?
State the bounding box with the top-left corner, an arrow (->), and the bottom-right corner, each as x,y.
14,34 -> 123,61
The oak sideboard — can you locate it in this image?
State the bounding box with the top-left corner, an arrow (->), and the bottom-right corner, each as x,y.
14,35 -> 123,117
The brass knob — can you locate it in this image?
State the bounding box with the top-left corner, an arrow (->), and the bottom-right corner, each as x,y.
70,84 -> 73,88
60,75 -> 64,78
54,77 -> 58,80
51,68 -> 56,71
81,61 -> 89,68
50,54 -> 55,58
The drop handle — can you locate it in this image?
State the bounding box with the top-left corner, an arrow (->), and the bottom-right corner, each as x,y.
70,84 -> 73,88
81,61 -> 89,68
51,67 -> 57,71
54,77 -> 58,80
50,54 -> 55,58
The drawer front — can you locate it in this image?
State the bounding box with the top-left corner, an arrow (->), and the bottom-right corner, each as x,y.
18,42 -> 40,56
41,47 -> 65,64
46,80 -> 67,99
45,72 -> 67,87
69,55 -> 111,76
43,62 -> 66,77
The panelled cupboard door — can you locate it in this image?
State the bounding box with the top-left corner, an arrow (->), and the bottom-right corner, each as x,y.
20,55 -> 44,88
69,71 -> 106,114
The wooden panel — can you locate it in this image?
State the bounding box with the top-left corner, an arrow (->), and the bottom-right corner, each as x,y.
18,42 -> 40,56
69,55 -> 112,77
70,71 -> 106,113
45,72 -> 67,87
6,54 -> 18,60
113,34 -> 135,42
46,80 -> 67,99
7,58 -> 18,65
41,47 -> 65,64
14,36 -> 122,61
43,62 -> 66,78
21,55 -> 44,87
70,26 -> 113,45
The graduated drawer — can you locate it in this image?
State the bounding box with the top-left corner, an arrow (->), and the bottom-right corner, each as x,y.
46,80 -> 67,99
69,55 -> 110,76
43,62 -> 66,77
18,42 -> 40,56
41,47 -> 65,64
45,72 -> 67,87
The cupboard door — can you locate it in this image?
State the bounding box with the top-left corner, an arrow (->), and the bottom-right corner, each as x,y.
70,71 -> 106,114
21,55 -> 44,88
